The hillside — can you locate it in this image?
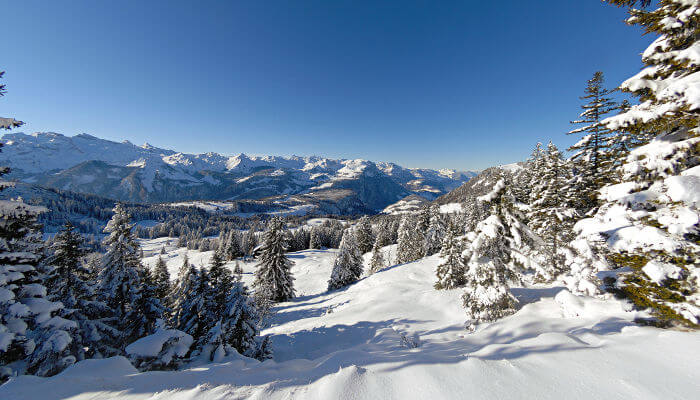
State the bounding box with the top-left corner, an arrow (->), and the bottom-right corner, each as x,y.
1,240 -> 697,399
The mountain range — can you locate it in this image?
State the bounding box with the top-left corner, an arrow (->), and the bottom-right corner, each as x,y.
0,132 -> 477,214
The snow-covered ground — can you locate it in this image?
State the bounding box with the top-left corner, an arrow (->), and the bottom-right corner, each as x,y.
2,239 -> 699,399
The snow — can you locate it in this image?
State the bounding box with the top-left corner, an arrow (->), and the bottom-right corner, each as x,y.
641,261 -> 683,285
381,197 -> 427,215
126,329 -> 193,358
169,201 -> 237,213
666,173 -> 700,207
3,238 -> 698,399
439,203 -> 463,213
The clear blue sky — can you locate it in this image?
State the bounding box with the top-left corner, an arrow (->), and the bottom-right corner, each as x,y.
2,0 -> 651,170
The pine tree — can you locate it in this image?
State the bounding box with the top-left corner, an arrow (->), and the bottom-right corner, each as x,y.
252,218 -> 295,303
152,256 -> 171,301
0,177 -> 76,379
242,228 -> 258,258
434,221 -> 467,290
424,205 -> 446,256
396,214 -> 424,264
309,228 -> 321,250
374,221 -> 392,247
527,142 -> 577,282
208,249 -> 234,313
44,222 -> 120,362
566,71 -> 619,215
97,204 -> 160,347
369,237 -> 385,274
220,230 -> 242,261
200,282 -> 263,362
176,267 -> 215,352
328,229 -> 364,290
354,216 -> 374,254
588,0 -> 700,327
461,176 -> 536,328
0,84 -> 77,379
170,255 -> 194,329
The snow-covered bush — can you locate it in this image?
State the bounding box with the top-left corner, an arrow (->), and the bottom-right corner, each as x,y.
126,329 -> 193,371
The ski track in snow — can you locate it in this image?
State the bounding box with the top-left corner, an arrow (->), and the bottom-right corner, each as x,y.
2,238 -> 699,399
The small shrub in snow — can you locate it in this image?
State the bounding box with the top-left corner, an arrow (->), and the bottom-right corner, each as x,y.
126,329 -> 193,371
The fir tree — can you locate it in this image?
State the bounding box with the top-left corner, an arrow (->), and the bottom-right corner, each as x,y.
566,71 -> 619,215
0,168 -> 76,379
97,204 -> 160,347
590,0 -> 700,327
369,237 -> 385,274
152,256 -> 171,301
434,221 -> 467,290
328,229 -> 364,290
424,205 -> 446,256
354,216 -> 374,254
208,249 -> 234,312
200,282 -> 263,362
527,142 -> 577,282
176,267 -> 215,349
309,228 -> 321,250
252,218 -> 295,303
44,222 -> 120,361
396,214 -> 424,264
461,176 -> 536,328
0,85 -> 77,379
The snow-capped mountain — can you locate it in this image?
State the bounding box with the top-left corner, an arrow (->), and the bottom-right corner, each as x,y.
0,132 -> 476,211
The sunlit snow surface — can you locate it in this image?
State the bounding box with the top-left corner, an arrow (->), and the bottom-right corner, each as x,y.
2,239 -> 698,399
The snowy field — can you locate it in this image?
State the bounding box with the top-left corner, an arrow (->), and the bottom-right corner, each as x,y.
2,238 -> 698,399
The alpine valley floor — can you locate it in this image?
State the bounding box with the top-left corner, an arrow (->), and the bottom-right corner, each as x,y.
2,239 -> 698,400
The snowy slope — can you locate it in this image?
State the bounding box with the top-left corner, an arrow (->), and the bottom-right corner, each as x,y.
2,239 -> 698,399
0,132 -> 475,210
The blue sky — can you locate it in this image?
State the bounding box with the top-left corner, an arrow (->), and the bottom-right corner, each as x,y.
2,1 -> 651,170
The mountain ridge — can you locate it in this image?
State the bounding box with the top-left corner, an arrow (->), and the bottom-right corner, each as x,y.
0,132 -> 477,212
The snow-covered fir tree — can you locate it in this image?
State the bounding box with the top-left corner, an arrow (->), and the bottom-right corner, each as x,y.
200,282 -> 265,362
527,142 -> 577,282
309,228 -> 321,249
97,204 -> 162,348
354,216 -> 374,254
566,71 -> 619,215
252,218 -> 295,303
374,220 -> 393,248
44,222 -> 120,362
208,249 -> 234,314
461,175 -> 537,328
152,256 -> 171,302
396,214 -> 424,264
434,220 -> 467,290
328,229 -> 364,290
220,230 -> 242,261
576,0 -> 700,327
175,266 -> 215,351
0,152 -> 77,380
369,237 -> 385,274
424,205 -> 446,256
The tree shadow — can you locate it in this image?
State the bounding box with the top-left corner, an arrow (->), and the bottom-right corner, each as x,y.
511,286 -> 566,306
1,312 -> 638,400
